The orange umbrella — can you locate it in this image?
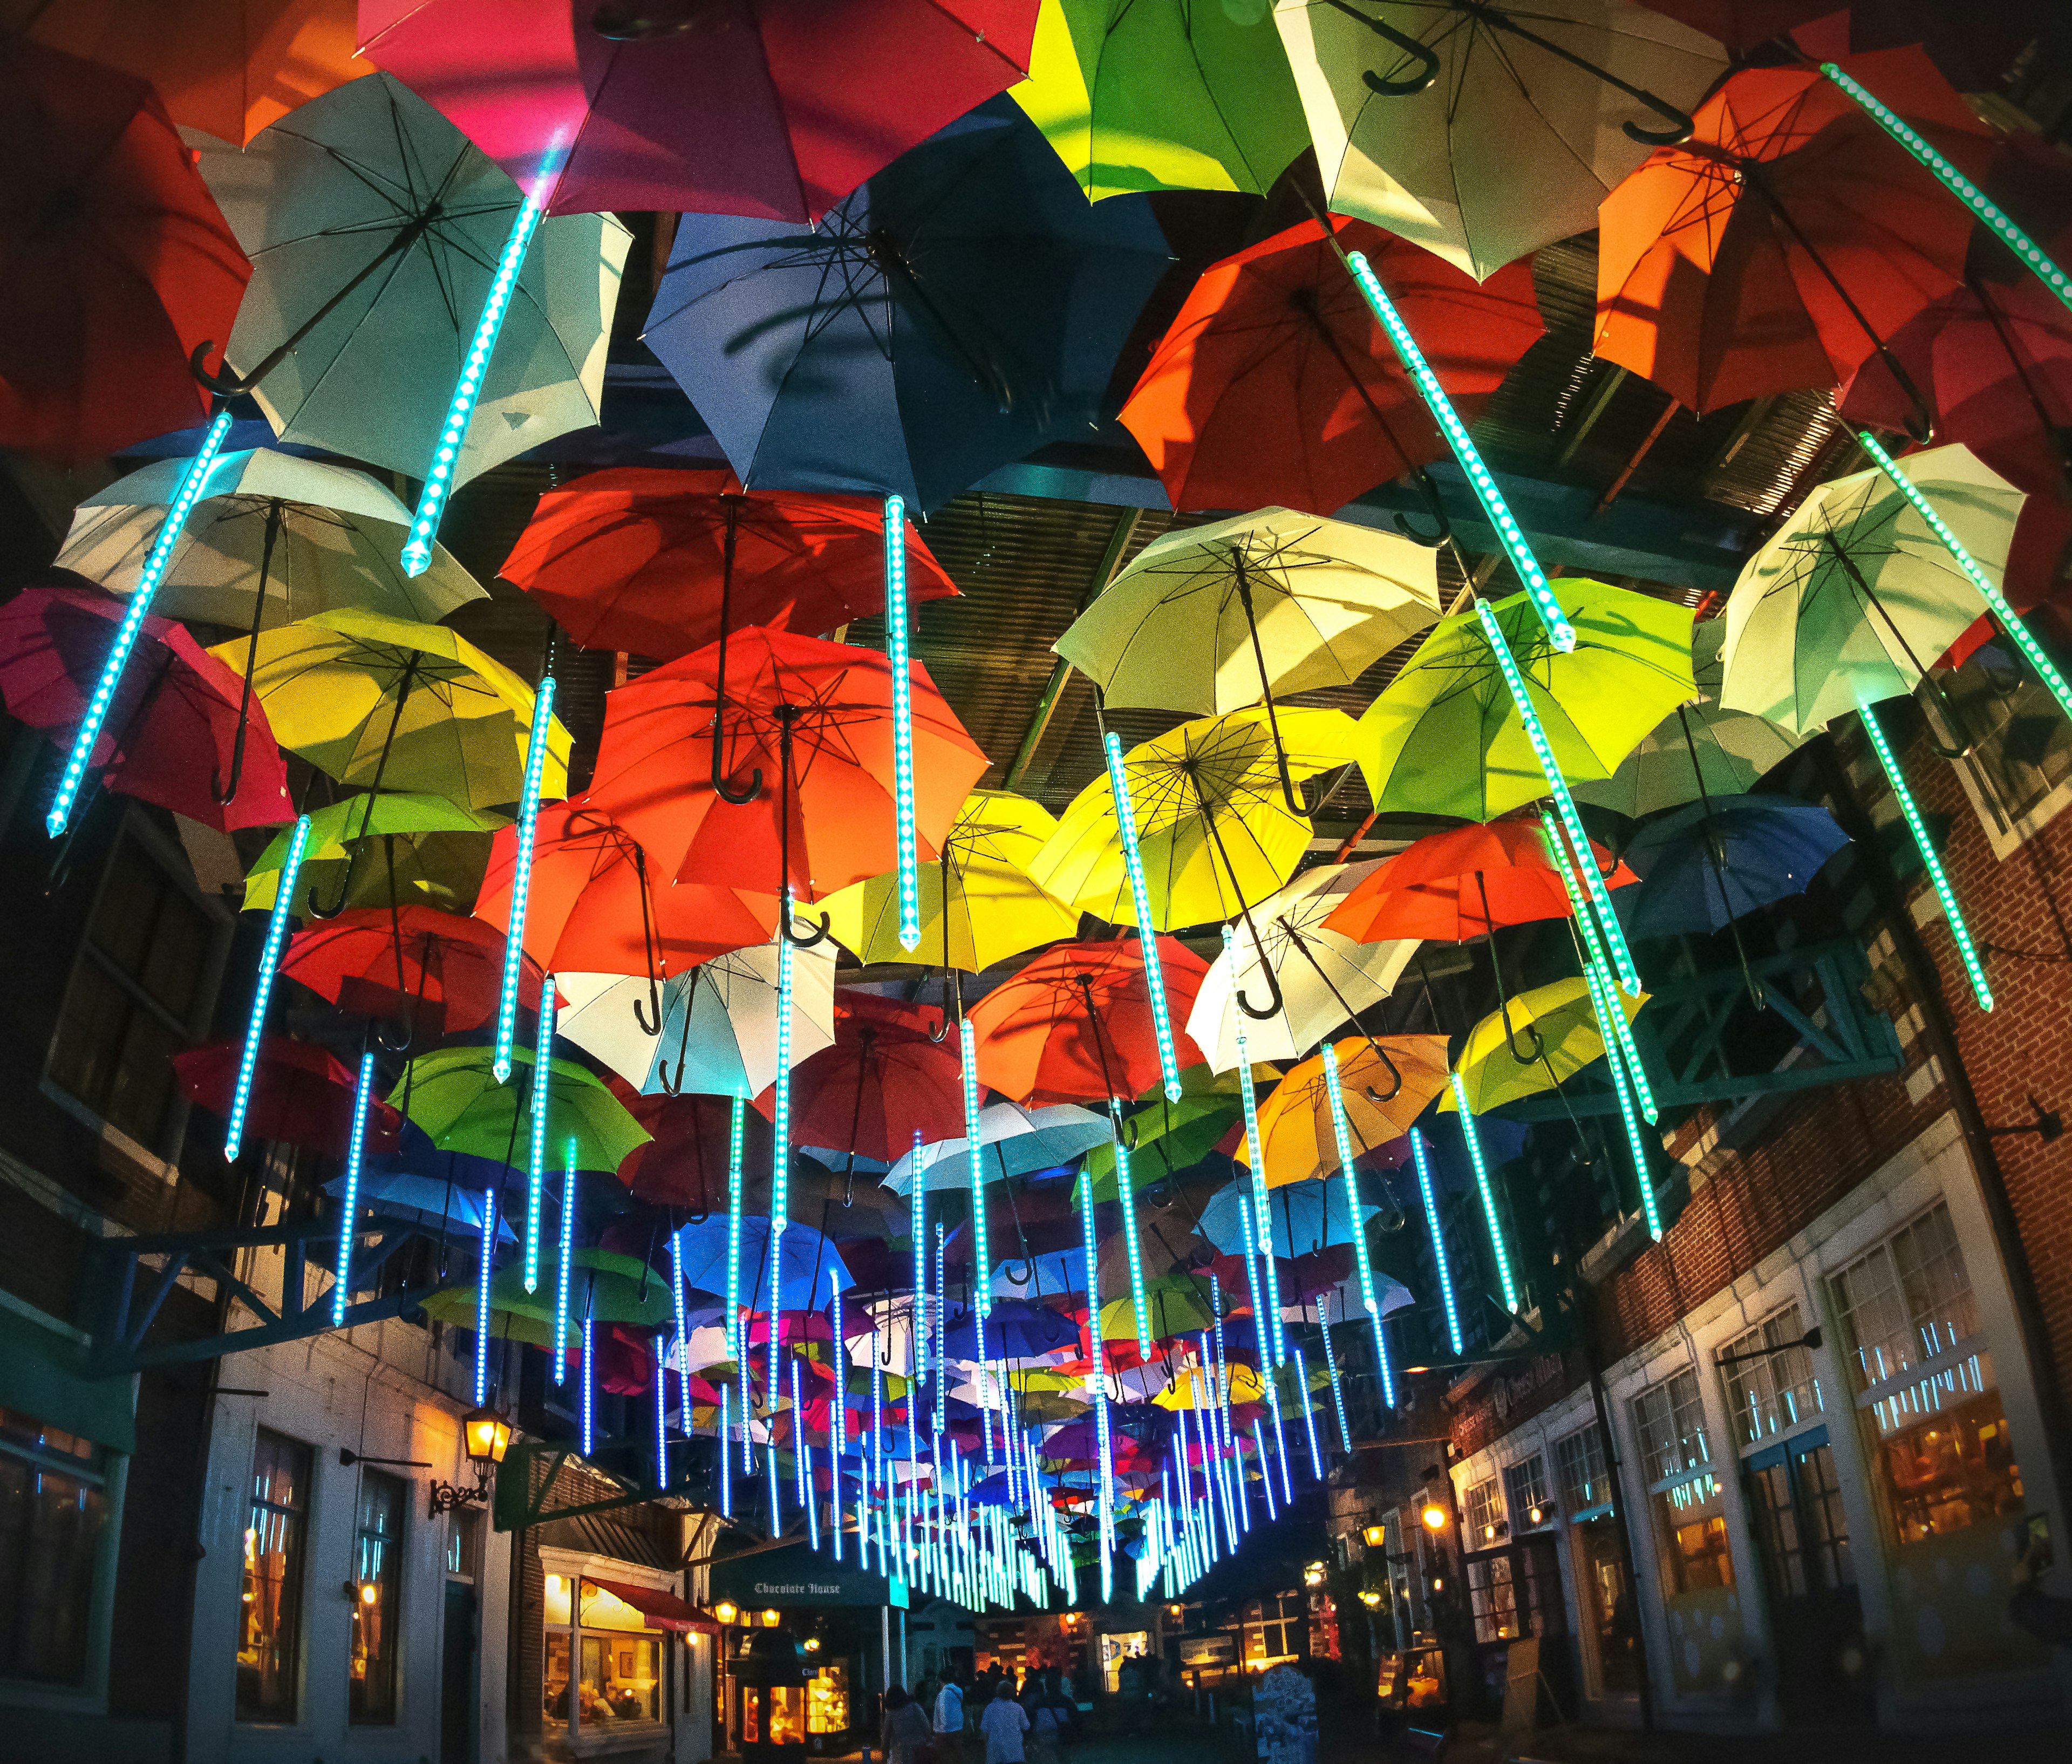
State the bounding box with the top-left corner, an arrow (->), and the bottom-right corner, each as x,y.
1245,1036 -> 1448,1189
1593,47 -> 1992,421
1323,822 -> 1635,944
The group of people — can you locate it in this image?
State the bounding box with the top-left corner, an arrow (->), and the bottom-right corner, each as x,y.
879,1663 -> 1081,1764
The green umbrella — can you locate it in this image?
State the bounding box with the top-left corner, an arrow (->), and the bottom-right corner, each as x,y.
390,1045 -> 651,1174
1355,578 -> 1696,821
1105,1273 -> 1215,1343
1085,1094 -> 1238,1198
242,791 -> 502,915
1011,0 -> 1310,201
419,1247 -> 671,1344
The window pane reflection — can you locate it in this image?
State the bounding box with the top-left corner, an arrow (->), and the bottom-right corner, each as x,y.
238,1431 -> 310,1723
350,1470 -> 403,1724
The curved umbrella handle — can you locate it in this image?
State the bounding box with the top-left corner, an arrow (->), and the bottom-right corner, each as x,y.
188,339 -> 262,400
305,838 -> 366,921
1236,956 -> 1286,1022
1319,1 -> 1440,96
633,972 -> 665,1038
212,728 -> 249,807
1360,1037 -> 1405,1105
783,905 -> 832,950
1393,468 -> 1454,548
1003,1258 -> 1033,1289
1500,996 -> 1546,1066
1620,90 -> 1697,147
711,716 -> 762,805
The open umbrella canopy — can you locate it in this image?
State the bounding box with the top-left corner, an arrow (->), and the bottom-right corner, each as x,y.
1199,1175 -> 1379,1262
882,1101 -> 1113,1195
1356,579 -> 1696,821
1120,213 -> 1544,519
1249,1034 -> 1448,1187
391,1045 -> 651,1174
1275,0 -> 1725,281
673,1215 -> 851,1313
823,789 -> 1081,974
281,904 -> 537,1039
612,1086 -> 775,1213
1054,508 -> 1440,717
1444,976 -> 1646,1114
420,1248 -> 674,1346
62,448 -> 485,629
190,73 -> 629,489
940,1298 -> 1081,1359
244,791 -> 501,915
0,38 -> 249,462
761,993 -> 964,1166
645,96 -> 1171,513
322,1167 -> 515,1243
1719,443 -> 2022,735
1322,821 -> 1636,945
174,1036 -> 400,1156
1616,794 -> 1851,938
1033,707 -> 1360,930
224,608 -> 571,813
1085,1093 -> 1238,1196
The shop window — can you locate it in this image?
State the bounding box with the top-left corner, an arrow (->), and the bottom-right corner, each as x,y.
1553,1424 -> 1613,1518
807,1659 -> 848,1734
544,1571 -> 666,1733
1934,652 -> 2072,849
1240,1592 -> 1303,1664
1502,1454 -> 1552,1528
1465,1555 -> 1520,1644
1633,1369 -> 1711,1486
1633,1371 -> 1734,1602
1721,1304 -> 1825,1447
349,1469 -> 403,1724
238,1430 -> 311,1722
1461,1476 -> 1503,1546
1832,1203 -> 1979,1392
0,1405 -> 111,1687
46,825 -> 223,1161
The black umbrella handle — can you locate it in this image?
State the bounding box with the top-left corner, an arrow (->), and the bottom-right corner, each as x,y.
1319,0 -> 1440,97
1461,1 -> 1694,145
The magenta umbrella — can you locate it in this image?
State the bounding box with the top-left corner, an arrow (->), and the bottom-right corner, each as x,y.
0,582 -> 294,832
357,0 -> 1042,219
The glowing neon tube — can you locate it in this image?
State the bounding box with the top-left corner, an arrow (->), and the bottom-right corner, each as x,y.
523,984 -> 556,1292
555,1137 -> 576,1384
493,674 -> 556,1084
1102,730 -> 1183,1101
473,1185 -> 496,1406
224,814 -> 311,1161
883,495 -> 921,951
1409,1129 -> 1463,1356
330,1050 -> 376,1327
1447,1073 -> 1519,1315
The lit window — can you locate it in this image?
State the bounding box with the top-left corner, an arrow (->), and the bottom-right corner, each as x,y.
1832,1203 -> 1979,1392
238,1431 -> 311,1722
1502,1454 -> 1550,1526
1720,1304 -> 1823,1446
1632,1371 -> 1732,1600
1461,1476 -> 1502,1543
0,1404 -> 111,1687
1553,1424 -> 1611,1518
350,1471 -> 404,1724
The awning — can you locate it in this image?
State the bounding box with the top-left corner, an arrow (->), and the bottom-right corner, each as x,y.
0,1303 -> 135,1455
588,1575 -> 719,1634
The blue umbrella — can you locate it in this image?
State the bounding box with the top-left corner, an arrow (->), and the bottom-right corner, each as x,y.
673,1214 -> 851,1312
646,96 -> 1172,513
1616,794 -> 1850,939
322,1169 -> 516,1243
1198,1176 -> 1382,1262
989,1248 -> 1084,1300
883,1101 -> 1112,1194
941,1299 -> 1080,1359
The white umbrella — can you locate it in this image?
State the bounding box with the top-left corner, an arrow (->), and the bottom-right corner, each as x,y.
882,1101 -> 1112,1195
1274,0 -> 1724,280
1187,862 -> 1418,1071
555,935 -> 836,1100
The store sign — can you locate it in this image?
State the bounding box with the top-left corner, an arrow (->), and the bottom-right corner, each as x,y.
1180,1634 -> 1236,1665
710,1543 -> 899,1610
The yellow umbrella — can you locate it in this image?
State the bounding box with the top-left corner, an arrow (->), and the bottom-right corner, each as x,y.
218,607 -> 570,813
1151,1361 -> 1264,1409
1017,1389 -> 1090,1424
1247,1034 -> 1449,1188
822,788 -> 1081,972
241,791 -> 502,914
1443,977 -> 1647,1115
1030,706 -> 1358,930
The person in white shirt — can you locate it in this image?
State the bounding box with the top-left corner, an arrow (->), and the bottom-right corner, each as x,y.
933,1670 -> 967,1764
979,1680 -> 1031,1764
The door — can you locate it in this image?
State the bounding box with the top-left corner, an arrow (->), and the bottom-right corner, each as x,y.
1743,1427 -> 1870,1722
1576,1517 -> 1639,1697
441,1578 -> 479,1764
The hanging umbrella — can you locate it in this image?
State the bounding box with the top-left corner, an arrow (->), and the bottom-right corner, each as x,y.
763,993 -> 965,1168
497,467 -> 958,663
1010,0 -> 1308,200
1615,794 -> 1851,938
1444,977 -> 1646,1114
1324,822 -> 1637,944
420,1247 -> 674,1346
187,73 -> 629,491
224,608 -> 570,813
883,1101 -> 1114,1195
612,1086 -> 776,1211
1247,1034 -> 1448,1187
1719,442 -> 2022,735
173,1036 -> 400,1156
391,1045 -> 652,1175
1085,1094 -> 1239,1196
1150,1346 -> 1260,1402
585,625 -> 989,912
940,1298 -> 1081,1359
1121,213 -> 1543,520
0,584 -> 294,833
1592,50 -> 1993,419
1189,862 -> 1418,1071
645,95 -> 1172,514
8,0 -> 367,143
1198,1175 -> 1380,1262
556,934 -> 839,1100
1356,578 -> 1696,821
673,1216 -> 852,1311
244,792 -> 501,916
322,1167 -> 516,1242
1055,507 -> 1440,733
1032,706 -> 1360,930
823,789 -> 1080,974
967,935 -> 1211,1106
1572,621 -> 1805,819
0,39 -> 249,461
359,0 -> 1039,220
1273,0 -> 1725,281
280,905 -> 537,1042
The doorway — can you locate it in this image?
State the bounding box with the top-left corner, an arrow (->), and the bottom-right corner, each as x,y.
1575,1517 -> 1638,1698
441,1577 -> 479,1764
1743,1427 -> 1870,1721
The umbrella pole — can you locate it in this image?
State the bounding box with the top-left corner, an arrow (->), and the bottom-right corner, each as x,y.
1816,532 -> 1979,758
1195,789 -> 1288,1021
711,498 -> 761,802
1675,707 -> 1766,1009
837,1026 -> 875,1204
1232,555 -> 1312,816
309,657 -> 421,920
1473,870 -> 1544,1065
214,497 -> 284,806
775,709 -> 830,947
656,965 -> 699,1094
1964,273 -> 2072,482
1278,916 -> 1403,1101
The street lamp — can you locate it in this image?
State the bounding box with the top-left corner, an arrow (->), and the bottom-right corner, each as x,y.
429,1406 -> 513,1515
1361,1522 -> 1389,1548
1419,1502 -> 1447,1532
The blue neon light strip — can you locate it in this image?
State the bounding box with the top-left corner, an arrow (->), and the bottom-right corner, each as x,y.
224,814 -> 311,1161
494,675 -> 556,1084
1103,730 -> 1183,1101
330,1051 -> 376,1327
524,984 -> 556,1293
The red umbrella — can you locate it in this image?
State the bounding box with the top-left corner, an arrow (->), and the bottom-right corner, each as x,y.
474,797 -> 779,989
966,936 -> 1210,1107
1629,2 -> 1827,50
0,39 -> 249,461
1593,48 -> 1994,420
611,1082 -> 776,1211
358,0 -> 1040,221
585,626 -> 989,911
173,1036 -> 400,1156
1322,822 -> 1636,944
751,991 -> 961,1167
0,584 -> 294,832
499,467 -> 958,662
280,905 -> 539,1041
1120,214 -> 1543,522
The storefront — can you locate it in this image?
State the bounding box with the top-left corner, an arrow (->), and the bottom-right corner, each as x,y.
539,1544 -> 714,1759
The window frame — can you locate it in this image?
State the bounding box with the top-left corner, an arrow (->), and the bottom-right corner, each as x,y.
1926,656 -> 2072,856
349,1467 -> 406,1726
538,1549 -> 674,1752
1719,1302 -> 1827,1453
1501,1453 -> 1553,1529
0,1401 -> 126,1707
1553,1423 -> 1614,1522
237,1427 -> 313,1727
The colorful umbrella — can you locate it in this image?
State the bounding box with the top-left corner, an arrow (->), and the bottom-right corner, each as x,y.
1443,977 -> 1646,1114
1592,50 -> 1992,419
645,96 -> 1171,513
188,74 -> 629,489
967,936 -> 1211,1106
1120,214 -> 1543,521
0,585 -> 294,833
280,905 -> 537,1042
1085,1094 -> 1240,1195
1199,1175 -> 1379,1262
1032,707 -> 1360,930
1614,794 -> 1851,938
497,467 -> 957,663
1010,0 -> 1307,201
1274,0 -> 1725,280
420,1248 -> 674,1345
322,1168 -> 514,1242
761,995 -> 965,1169
1247,1035 -> 1447,1187
0,39 -> 249,462
1355,579 -> 1696,821
1323,822 -> 1637,944
674,1216 -> 852,1313
244,792 -> 500,916
391,1045 -> 651,1175
884,1101 -> 1113,1195
614,1087 -> 775,1213
822,789 -> 1081,975
173,1036 -> 399,1156
359,0 -> 1040,220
